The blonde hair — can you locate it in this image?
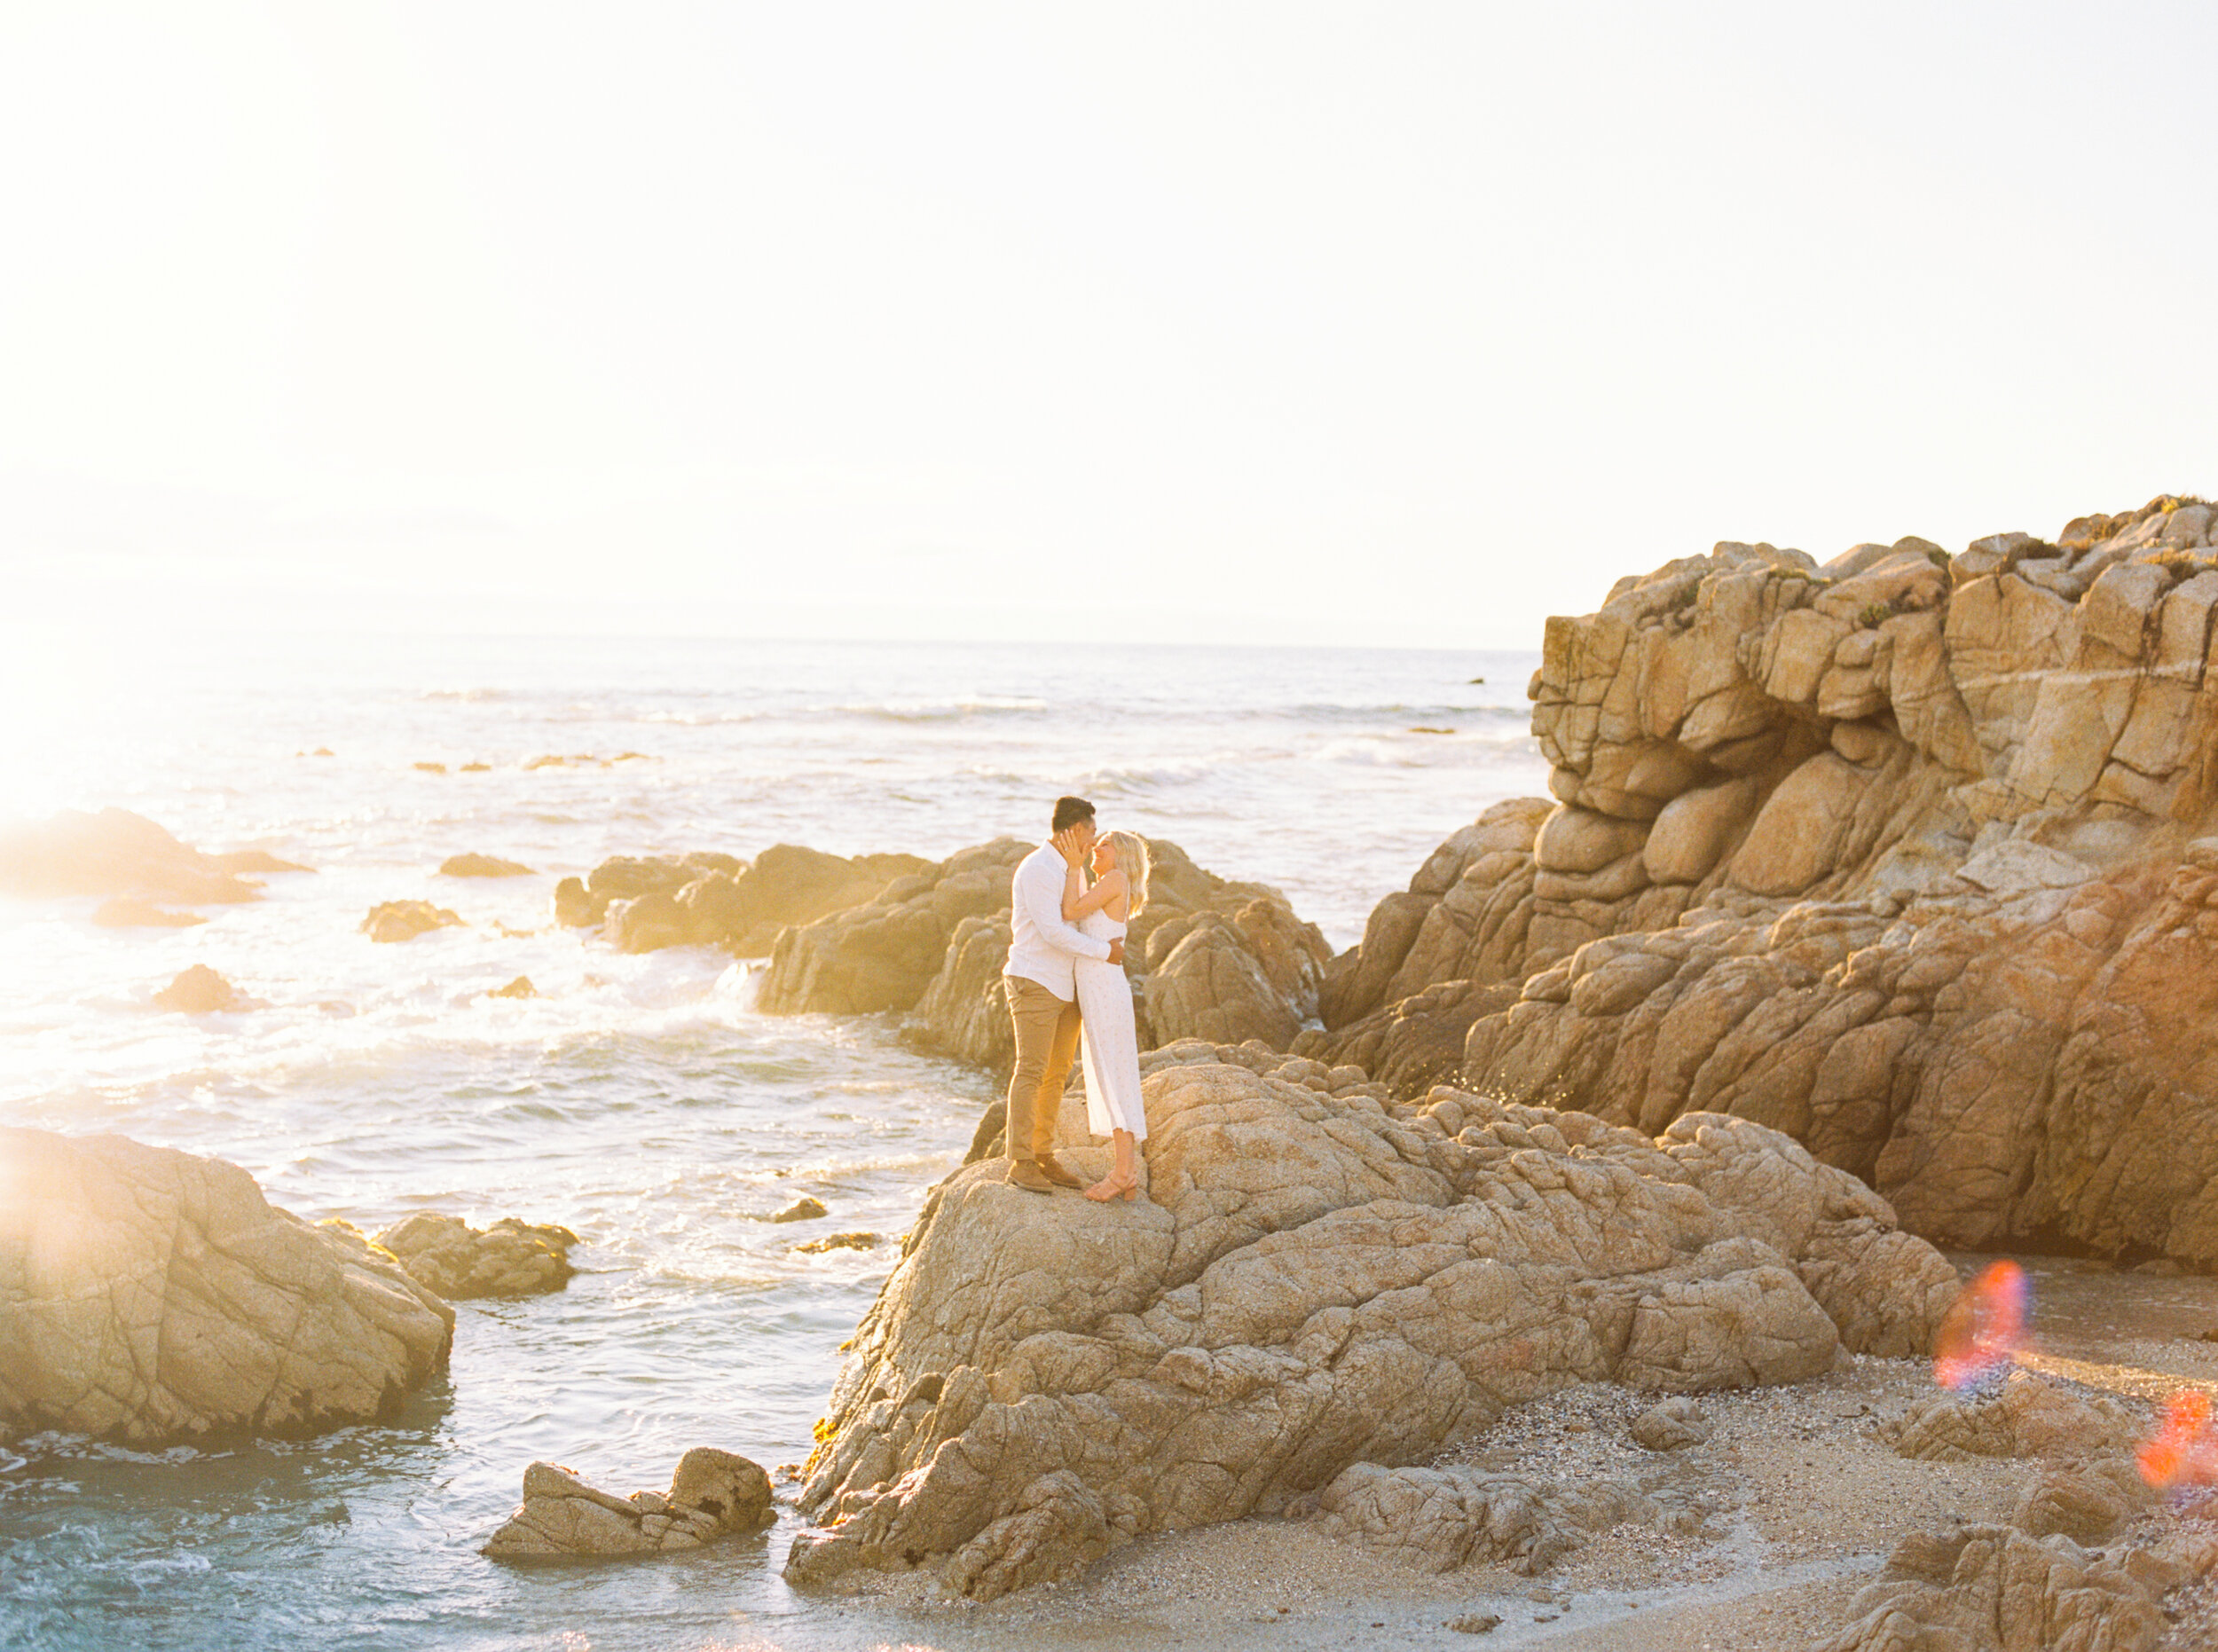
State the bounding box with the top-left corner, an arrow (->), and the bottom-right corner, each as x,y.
1107,830 -> 1151,918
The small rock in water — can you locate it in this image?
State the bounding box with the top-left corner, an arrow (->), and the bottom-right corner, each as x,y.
440,853 -> 536,877
792,1231 -> 878,1255
1447,1613 -> 1501,1634
374,1213 -> 578,1298
95,897 -> 207,928
771,1197 -> 828,1223
413,761 -> 448,774
460,761 -> 492,773
361,900 -> 466,943
487,976 -> 539,1000
483,1449 -> 773,1560
1632,1396 -> 1711,1451
153,964 -> 239,1014
311,746 -> 334,756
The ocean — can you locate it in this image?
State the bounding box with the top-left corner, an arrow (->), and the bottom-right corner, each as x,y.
0,633 -> 1546,1650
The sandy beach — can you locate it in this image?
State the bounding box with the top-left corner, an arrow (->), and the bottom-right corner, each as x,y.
775,1253 -> 2218,1652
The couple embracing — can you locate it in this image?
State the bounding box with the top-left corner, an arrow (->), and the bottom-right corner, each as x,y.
1001,795 -> 1150,1203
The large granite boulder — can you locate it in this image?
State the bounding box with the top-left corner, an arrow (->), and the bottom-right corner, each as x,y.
1312,498 -> 2218,1264
0,1129 -> 454,1446
0,807 -> 307,905
772,838 -> 1329,1063
483,1448 -> 774,1560
781,1058 -> 1955,1599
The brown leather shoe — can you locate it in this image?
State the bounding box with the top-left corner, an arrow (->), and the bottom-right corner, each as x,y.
1034,1154 -> 1083,1189
1006,1160 -> 1054,1194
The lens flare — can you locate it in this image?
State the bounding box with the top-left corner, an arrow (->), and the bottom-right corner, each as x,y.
2138,1391 -> 2218,1491
1933,1260 -> 2030,1391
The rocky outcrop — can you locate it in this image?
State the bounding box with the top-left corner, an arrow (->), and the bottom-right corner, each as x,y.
439,854 -> 535,877
371,1214 -> 577,1299
153,964 -> 240,1014
1314,497 -> 2218,1264
0,808 -> 307,905
766,838 -> 1329,1063
362,901 -> 465,942
0,1129 -> 453,1446
781,1058 -> 1955,1599
559,845 -> 928,956
482,1449 -> 774,1560
1811,1522 -> 2214,1652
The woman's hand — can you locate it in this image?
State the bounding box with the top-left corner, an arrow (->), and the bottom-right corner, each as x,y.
1052,827 -> 1087,868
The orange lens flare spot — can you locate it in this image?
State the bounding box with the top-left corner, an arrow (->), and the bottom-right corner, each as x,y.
2138,1390 -> 2218,1490
1932,1260 -> 2029,1391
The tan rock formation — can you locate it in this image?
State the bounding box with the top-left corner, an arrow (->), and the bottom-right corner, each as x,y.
1811,1522 -> 2217,1652
371,1213 -> 577,1299
439,853 -> 535,877
567,845 -> 928,956
0,807 -> 306,904
1305,1460 -> 1703,1576
482,1448 -> 773,1560
362,900 -> 466,943
1313,495 -> 2218,1263
0,1129 -> 452,1446
153,964 -> 239,1014
781,1058 -> 1953,1600
764,838 -> 1328,1062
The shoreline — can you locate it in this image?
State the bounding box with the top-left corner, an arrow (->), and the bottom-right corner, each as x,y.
737,1252 -> 2218,1652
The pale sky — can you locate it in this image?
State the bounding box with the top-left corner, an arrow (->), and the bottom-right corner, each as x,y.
4,1 -> 2215,647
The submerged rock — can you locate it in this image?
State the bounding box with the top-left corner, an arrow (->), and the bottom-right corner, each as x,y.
482,1448 -> 774,1560
782,1059 -> 1955,1598
771,1197 -> 829,1223
371,1213 -> 577,1299
0,1128 -> 453,1446
487,975 -> 537,1000
361,901 -> 466,943
439,853 -> 535,877
792,1231 -> 878,1255
93,897 -> 206,928
0,807 -> 303,905
153,964 -> 239,1014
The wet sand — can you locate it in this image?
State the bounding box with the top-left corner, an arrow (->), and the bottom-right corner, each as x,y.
765,1254 -> 2218,1651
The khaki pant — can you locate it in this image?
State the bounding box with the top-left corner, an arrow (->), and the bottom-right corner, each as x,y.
1004,975 -> 1081,1164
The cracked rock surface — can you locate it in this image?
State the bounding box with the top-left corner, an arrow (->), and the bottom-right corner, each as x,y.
782,1057 -> 1955,1599
1302,499 -> 2218,1268
0,1127 -> 453,1446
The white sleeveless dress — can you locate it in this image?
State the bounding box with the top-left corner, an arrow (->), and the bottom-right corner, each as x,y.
1075,910 -> 1146,1141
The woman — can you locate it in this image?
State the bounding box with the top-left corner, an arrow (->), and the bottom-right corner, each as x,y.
1052,825 -> 1151,1201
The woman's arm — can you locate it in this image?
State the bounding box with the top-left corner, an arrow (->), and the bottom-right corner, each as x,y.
1062,867 -> 1125,921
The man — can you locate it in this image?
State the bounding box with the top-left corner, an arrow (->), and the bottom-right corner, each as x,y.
1002,795 -> 1126,1193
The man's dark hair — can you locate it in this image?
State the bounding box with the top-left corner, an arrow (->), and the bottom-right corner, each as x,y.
1051,796 -> 1097,832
